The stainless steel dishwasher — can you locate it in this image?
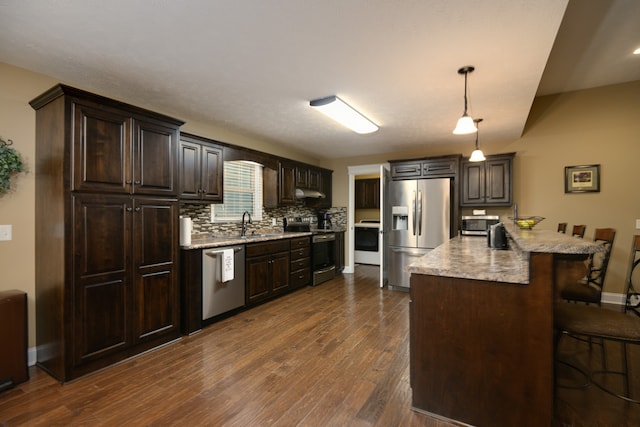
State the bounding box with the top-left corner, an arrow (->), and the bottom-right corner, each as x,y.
202,245 -> 245,320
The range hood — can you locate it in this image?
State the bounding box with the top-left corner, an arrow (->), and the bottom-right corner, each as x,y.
295,188 -> 326,199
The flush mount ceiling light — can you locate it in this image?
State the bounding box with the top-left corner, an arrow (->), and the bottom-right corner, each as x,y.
309,95 -> 378,134
452,66 -> 478,135
469,118 -> 486,162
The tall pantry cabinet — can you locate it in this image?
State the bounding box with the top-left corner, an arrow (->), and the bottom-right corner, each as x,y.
30,85 -> 184,381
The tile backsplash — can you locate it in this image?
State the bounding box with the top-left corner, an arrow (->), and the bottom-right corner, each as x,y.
180,201 -> 346,236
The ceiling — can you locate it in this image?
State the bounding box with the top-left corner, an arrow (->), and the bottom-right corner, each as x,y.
0,0 -> 638,160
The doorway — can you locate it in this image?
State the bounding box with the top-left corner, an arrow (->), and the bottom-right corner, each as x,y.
347,163 -> 390,288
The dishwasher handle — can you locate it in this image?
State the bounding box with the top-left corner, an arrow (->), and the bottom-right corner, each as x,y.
204,247 -> 243,258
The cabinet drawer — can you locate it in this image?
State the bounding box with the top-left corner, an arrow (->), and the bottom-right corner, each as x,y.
290,236 -> 310,249
246,240 -> 290,257
291,246 -> 310,260
290,268 -> 311,288
291,257 -> 310,272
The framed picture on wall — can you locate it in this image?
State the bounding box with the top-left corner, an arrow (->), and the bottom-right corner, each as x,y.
564,164 -> 600,193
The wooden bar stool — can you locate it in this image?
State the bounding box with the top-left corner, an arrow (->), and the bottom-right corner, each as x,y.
572,224 -> 586,238
555,235 -> 640,403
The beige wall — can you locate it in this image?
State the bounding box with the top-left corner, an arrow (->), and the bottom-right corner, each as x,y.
2,59 -> 639,348
325,81 -> 640,300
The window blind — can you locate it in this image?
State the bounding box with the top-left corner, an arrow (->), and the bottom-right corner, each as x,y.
211,161 -> 263,222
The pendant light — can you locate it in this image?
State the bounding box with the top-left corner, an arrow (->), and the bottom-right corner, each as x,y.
452,66 -> 478,135
469,118 -> 486,162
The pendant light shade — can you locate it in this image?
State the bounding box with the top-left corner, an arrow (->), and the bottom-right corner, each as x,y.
454,115 -> 477,135
453,66 -> 478,135
469,118 -> 486,162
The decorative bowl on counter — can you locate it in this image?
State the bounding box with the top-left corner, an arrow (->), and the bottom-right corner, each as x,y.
509,216 -> 545,230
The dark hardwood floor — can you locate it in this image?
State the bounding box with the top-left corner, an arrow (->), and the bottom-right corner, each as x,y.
1,264 -> 639,426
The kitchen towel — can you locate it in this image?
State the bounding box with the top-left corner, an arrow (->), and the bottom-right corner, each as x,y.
179,216 -> 193,246
221,249 -> 234,282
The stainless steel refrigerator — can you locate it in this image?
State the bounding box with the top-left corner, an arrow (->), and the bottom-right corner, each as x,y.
388,178 -> 451,289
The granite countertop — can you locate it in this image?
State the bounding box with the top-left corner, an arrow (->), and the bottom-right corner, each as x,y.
504,223 -> 603,254
181,231 -> 313,250
407,236 -> 530,284
408,224 -> 603,284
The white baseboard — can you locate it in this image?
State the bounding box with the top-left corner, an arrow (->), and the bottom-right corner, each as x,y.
28,347 -> 37,366
601,291 -> 626,306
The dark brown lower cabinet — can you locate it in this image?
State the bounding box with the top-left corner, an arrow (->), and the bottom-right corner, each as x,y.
289,237 -> 311,289
246,240 -> 290,306
38,194 -> 180,382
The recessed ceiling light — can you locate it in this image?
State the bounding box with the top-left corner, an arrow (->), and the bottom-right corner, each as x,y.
634,47 -> 640,55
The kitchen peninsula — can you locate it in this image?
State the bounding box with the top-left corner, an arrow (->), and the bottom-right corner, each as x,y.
407,225 -> 602,427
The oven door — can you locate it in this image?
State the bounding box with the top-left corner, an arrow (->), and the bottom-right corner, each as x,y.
312,233 -> 336,285
355,227 -> 379,252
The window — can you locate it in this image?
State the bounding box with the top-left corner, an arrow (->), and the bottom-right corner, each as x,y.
211,161 -> 263,222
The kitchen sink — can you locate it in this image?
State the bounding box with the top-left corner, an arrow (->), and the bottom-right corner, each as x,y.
243,233 -> 285,239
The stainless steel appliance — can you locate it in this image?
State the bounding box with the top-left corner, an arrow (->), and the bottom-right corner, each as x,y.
354,220 -> 380,265
461,215 -> 500,236
202,245 -> 245,320
487,223 -> 508,249
318,212 -> 332,229
312,233 -> 335,286
388,178 -> 452,289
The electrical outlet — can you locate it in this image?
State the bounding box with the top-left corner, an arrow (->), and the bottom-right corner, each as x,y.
0,225 -> 12,241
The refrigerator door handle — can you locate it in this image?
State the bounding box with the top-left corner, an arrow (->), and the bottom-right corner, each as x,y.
417,190 -> 423,236
412,190 -> 417,236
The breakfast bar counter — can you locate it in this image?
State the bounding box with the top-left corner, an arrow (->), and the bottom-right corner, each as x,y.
407,226 -> 602,427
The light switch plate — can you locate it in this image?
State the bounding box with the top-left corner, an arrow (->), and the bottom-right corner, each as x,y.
636,219 -> 640,229
0,224 -> 12,241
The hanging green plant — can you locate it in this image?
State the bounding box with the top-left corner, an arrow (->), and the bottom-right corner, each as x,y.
0,136 -> 24,194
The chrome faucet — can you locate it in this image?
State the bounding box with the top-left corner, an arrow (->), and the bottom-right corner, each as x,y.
241,211 -> 252,236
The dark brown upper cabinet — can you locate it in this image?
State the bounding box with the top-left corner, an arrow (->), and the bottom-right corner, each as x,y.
72,99 -> 180,196
355,178 -> 380,209
460,153 -> 514,206
179,133 -> 223,203
278,160 -> 297,206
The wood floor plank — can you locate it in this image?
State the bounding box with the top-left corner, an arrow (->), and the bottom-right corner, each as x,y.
2,264 -> 639,426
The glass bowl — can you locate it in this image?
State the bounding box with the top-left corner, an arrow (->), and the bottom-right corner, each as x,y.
509,216 -> 545,230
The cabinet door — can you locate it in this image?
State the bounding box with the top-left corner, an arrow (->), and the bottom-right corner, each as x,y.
179,141 -> 202,200
356,179 -> 380,209
461,162 -> 486,206
200,144 -> 223,202
73,102 -> 131,193
246,255 -> 271,304
132,198 -> 179,343
133,118 -> 179,196
270,251 -> 290,295
391,162 -> 422,179
484,158 -> 512,205
355,180 -> 368,209
295,165 -> 309,188
72,194 -> 131,366
278,161 -> 296,205
308,168 -> 321,190
422,158 -> 458,177
305,169 -> 332,209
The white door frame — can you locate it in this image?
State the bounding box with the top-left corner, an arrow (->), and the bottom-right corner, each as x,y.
346,163 -> 389,285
